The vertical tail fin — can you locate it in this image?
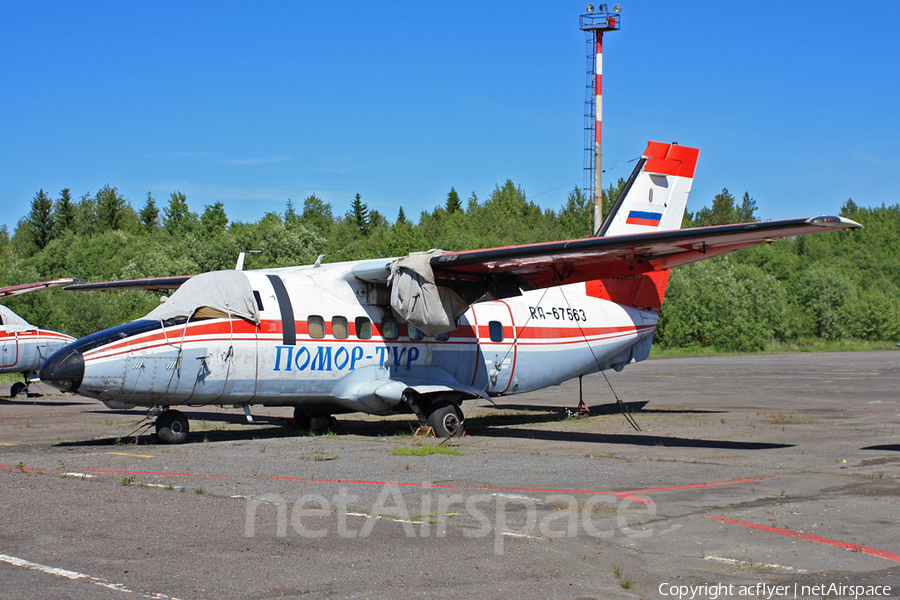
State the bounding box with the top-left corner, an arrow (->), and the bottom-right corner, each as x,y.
599,141 -> 699,237
586,141 -> 699,311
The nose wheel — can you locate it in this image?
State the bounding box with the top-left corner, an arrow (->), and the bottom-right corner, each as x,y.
155,409 -> 189,444
8,381 -> 27,399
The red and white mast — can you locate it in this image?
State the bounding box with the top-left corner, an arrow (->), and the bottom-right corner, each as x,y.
580,5 -> 621,236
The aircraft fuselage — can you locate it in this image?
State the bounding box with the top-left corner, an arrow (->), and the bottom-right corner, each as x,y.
0,324 -> 74,376
41,261 -> 657,416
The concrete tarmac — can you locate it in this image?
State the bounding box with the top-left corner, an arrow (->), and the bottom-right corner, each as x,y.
0,351 -> 898,599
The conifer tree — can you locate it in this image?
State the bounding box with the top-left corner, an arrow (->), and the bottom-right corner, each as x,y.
445,187 -> 462,213
96,185 -> 127,231
26,189 -> 54,250
140,192 -> 160,232
350,193 -> 370,236
53,188 -> 76,235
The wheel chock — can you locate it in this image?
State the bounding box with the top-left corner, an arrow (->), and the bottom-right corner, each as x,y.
413,426 -> 435,438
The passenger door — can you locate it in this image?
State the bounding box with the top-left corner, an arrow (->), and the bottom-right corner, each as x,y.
0,330 -> 18,368
472,301 -> 518,394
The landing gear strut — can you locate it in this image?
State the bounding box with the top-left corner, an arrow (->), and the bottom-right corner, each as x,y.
155,409 -> 189,444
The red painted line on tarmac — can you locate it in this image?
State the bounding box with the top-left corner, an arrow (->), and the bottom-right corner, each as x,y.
708,516 -> 900,563
83,469 -> 228,478
0,463 -> 42,473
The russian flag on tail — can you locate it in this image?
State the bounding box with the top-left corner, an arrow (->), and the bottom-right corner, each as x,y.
625,210 -> 663,226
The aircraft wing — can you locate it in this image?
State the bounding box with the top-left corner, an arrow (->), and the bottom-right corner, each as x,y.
429,216 -> 862,293
0,278 -> 86,299
64,276 -> 192,292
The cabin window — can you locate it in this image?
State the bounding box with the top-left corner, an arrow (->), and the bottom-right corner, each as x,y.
332,316 -> 349,340
408,325 -> 424,341
355,317 -> 372,340
308,315 -> 325,339
382,317 -> 399,341
435,331 -> 450,342
489,320 -> 504,342
253,290 -> 264,311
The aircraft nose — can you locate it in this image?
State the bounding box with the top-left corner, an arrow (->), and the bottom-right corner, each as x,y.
39,347 -> 84,393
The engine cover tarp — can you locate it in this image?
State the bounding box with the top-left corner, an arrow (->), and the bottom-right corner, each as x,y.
143,270 -> 260,325
388,251 -> 469,336
0,306 -> 34,332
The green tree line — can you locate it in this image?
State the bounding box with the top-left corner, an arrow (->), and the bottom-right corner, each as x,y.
1,183 -> 897,350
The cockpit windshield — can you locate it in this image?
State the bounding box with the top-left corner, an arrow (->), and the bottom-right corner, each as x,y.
142,271 -> 261,325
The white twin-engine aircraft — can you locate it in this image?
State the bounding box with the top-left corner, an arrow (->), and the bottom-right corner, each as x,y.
40,142 -> 860,442
1,279 -> 81,397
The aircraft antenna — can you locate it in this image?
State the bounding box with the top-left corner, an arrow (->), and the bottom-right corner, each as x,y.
235,250 -> 261,271
580,4 -> 622,236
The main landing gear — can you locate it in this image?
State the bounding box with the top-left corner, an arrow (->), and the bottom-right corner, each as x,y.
292,407 -> 337,434
155,409 -> 189,444
425,400 -> 465,438
8,381 -> 27,399
404,392 -> 466,438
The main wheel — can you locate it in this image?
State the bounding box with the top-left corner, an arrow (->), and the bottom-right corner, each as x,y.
156,409 -> 189,444
426,401 -> 464,438
8,382 -> 26,398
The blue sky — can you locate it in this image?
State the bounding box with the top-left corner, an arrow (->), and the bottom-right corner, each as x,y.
2,1 -> 898,234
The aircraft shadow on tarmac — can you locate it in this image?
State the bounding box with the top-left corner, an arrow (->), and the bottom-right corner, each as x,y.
55,420 -> 304,448
862,444 -> 900,452
487,402 -> 725,416
474,427 -> 793,450
2,398 -> 91,407
54,401 -> 791,450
